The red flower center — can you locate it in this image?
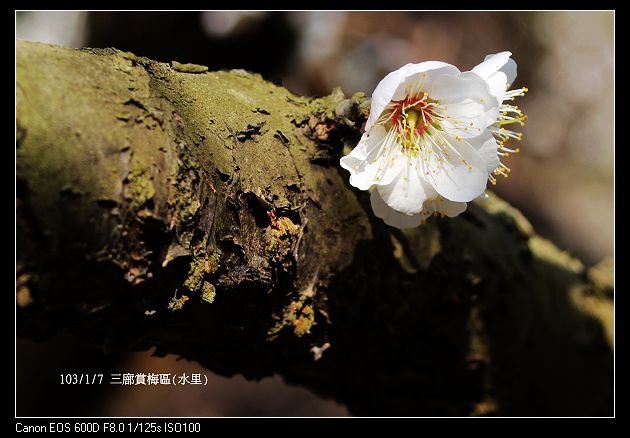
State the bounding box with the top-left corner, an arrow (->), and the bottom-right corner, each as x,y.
391,96 -> 435,138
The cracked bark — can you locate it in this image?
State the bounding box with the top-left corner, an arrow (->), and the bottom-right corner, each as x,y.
16,40 -> 613,416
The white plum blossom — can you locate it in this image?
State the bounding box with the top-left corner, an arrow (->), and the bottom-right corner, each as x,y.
340,52 -> 527,228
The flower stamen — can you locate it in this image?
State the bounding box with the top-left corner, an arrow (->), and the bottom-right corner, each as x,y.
489,85 -> 528,179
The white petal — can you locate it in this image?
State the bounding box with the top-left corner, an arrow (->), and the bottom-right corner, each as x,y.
466,130 -> 500,174
376,157 -> 429,215
485,71 -> 508,103
424,134 -> 488,202
370,189 -> 423,228
378,148 -> 411,187
390,62 -> 460,101
434,198 -> 467,217
340,125 -> 389,190
471,51 -> 513,80
431,72 -> 499,138
419,182 -> 466,218
500,58 -> 517,86
340,125 -> 387,164
365,64 -> 411,132
366,62 -> 460,131
472,52 -> 518,103
371,181 -> 468,227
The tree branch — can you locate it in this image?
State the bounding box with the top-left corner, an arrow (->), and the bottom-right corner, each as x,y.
16,40 -> 613,416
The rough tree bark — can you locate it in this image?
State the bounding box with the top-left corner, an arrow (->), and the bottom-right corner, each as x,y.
16,40 -> 613,416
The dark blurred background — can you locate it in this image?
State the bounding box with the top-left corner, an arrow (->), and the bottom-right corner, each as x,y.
16,11 -> 613,417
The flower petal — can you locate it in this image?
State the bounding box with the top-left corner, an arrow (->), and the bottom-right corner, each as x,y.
370,189 -> 424,228
340,125 -> 388,190
365,64 -> 411,132
500,58 -> 517,86
366,62 -> 460,131
485,71 -> 508,103
371,185 -> 467,227
433,198 -> 467,217
471,52 -> 518,103
376,157 -> 429,215
466,130 -> 500,174
430,72 -> 499,138
471,51 -> 513,80
424,134 -> 488,202
390,62 -> 460,101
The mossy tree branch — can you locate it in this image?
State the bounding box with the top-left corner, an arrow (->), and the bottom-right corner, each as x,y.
16,40 -> 613,416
